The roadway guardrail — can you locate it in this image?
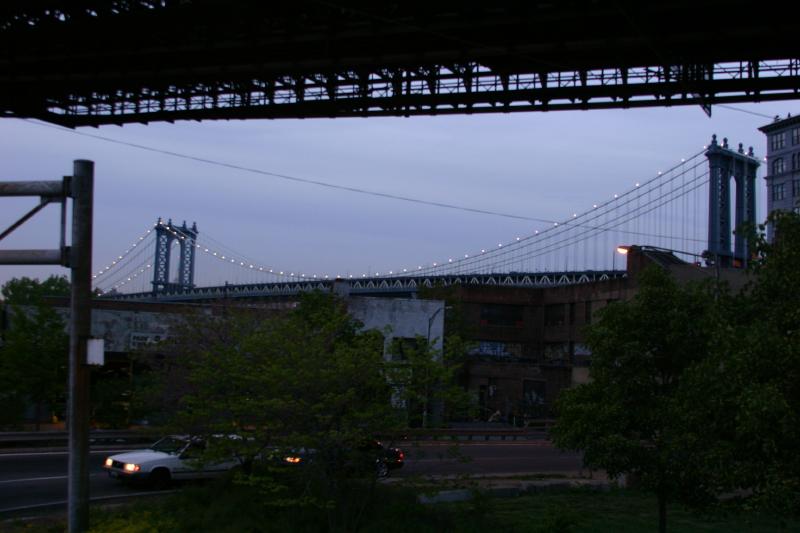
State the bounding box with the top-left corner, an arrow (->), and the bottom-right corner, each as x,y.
0,429 -> 156,449
0,422 -> 554,449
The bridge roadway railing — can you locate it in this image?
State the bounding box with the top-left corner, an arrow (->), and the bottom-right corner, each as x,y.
102,270 -> 626,302
0,425 -> 554,450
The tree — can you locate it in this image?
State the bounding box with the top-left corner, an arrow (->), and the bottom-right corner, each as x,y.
1,275 -> 70,305
385,334 -> 473,428
0,276 -> 69,429
551,267 -> 717,533
677,211 -> 800,513
153,292 -> 401,530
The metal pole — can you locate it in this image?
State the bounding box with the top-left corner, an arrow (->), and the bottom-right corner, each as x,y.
0,249 -> 63,264
67,160 -> 93,533
0,180 -> 65,197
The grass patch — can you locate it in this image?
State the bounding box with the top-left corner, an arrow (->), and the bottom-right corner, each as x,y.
7,482 -> 797,532
468,488 -> 798,532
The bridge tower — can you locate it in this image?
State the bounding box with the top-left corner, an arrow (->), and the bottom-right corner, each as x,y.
152,218 -> 198,293
705,135 -> 759,267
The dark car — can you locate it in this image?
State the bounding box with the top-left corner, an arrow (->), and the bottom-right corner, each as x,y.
278,439 -> 404,478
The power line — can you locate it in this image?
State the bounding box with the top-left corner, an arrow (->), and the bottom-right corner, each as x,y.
22,118 -> 556,223
715,104 -> 775,120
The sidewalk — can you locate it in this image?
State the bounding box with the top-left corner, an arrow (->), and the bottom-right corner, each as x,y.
385,470 -> 615,504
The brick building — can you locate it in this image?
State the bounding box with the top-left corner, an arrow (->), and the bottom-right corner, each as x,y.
427,247 -> 745,425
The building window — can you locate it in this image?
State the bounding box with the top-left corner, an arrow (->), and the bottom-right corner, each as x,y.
793,127 -> 800,146
479,304 -> 523,327
543,304 -> 566,326
573,343 -> 592,366
794,180 -> 800,197
793,153 -> 799,170
584,301 -> 593,324
773,183 -> 785,201
771,133 -> 785,151
772,158 -> 785,175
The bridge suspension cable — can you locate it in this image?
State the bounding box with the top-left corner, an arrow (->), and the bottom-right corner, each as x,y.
391,148 -> 711,277
95,143 -> 729,294
91,225 -> 155,283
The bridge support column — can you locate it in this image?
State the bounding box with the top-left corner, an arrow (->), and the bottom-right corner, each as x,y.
151,219 -> 198,294
705,135 -> 760,268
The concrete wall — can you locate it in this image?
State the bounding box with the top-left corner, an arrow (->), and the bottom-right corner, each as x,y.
20,295 -> 444,359
347,296 -> 445,355
88,307 -> 184,353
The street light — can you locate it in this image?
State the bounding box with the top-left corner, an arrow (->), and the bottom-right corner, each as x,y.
424,304 -> 451,429
427,305 -> 452,345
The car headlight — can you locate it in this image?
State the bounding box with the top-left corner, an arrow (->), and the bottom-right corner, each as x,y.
104,458 -> 113,467
284,456 -> 301,464
123,463 -> 140,472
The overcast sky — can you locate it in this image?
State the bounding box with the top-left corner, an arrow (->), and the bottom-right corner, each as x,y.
1,100 -> 798,292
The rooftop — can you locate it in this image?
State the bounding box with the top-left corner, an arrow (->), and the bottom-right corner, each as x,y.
758,113 -> 800,133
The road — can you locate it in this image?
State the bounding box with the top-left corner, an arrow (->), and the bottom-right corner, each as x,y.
0,440 -> 582,515
0,449 -> 156,515
396,440 -> 582,478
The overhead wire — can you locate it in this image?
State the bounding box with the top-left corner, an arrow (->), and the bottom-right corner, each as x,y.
406,152 -> 708,276
21,118 -> 559,224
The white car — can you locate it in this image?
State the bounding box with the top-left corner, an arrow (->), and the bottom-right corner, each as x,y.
103,435 -> 239,488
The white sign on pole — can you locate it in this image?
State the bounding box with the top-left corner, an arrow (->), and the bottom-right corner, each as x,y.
87,338 -> 105,366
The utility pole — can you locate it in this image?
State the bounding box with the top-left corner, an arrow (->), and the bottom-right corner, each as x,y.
0,161 -> 94,532
68,160 -> 93,533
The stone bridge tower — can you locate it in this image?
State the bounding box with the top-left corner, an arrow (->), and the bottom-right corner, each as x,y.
705,135 -> 759,267
152,218 -> 198,294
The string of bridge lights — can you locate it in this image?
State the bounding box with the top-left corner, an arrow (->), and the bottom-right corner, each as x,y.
96,145 -> 722,288
97,240 -> 181,293
92,224 -> 156,281
105,263 -> 154,293
381,148 -> 709,278
182,148 -> 709,281
157,221 -> 318,280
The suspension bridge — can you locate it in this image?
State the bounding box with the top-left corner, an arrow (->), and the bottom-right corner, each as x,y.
95,135 -> 759,302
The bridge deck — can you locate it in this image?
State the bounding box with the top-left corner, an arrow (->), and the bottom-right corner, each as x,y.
102,271 -> 627,302
2,1 -> 797,126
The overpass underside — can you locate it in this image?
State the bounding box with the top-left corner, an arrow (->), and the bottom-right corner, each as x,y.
1,1 -> 798,127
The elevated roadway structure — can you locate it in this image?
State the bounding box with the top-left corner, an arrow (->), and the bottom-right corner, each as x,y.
1,1 -> 798,127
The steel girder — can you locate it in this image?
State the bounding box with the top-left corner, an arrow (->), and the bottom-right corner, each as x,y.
1,1 -> 798,126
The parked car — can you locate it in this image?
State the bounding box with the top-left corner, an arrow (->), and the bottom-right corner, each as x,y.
103,435 -> 239,488
278,439 -> 404,478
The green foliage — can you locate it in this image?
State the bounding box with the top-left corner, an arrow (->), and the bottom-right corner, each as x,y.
0,275 -> 69,428
73,483 -> 799,533
678,210 -> 800,512
89,510 -> 178,533
156,291 -> 407,529
552,267 -> 718,530
1,275 -> 69,304
91,371 -> 133,428
534,503 -> 579,533
385,334 -> 474,427
553,211 -> 800,524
